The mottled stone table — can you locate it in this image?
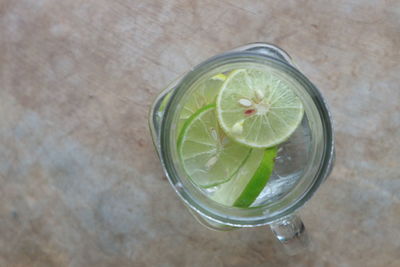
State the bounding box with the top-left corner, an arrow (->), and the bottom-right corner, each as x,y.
1,0 -> 399,266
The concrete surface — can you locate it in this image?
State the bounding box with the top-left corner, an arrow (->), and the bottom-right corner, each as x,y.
0,0 -> 399,266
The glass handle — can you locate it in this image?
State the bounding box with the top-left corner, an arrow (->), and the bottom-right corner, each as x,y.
149,74 -> 185,157
269,214 -> 310,255
230,42 -> 295,66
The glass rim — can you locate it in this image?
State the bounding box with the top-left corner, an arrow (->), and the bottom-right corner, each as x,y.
159,51 -> 335,226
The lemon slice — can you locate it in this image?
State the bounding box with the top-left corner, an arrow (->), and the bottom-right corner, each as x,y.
177,104 -> 251,188
178,74 -> 226,132
212,147 -> 277,207
216,69 -> 304,148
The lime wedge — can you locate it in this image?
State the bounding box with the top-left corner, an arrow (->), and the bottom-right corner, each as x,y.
216,69 -> 304,148
177,104 -> 252,188
211,146 -> 277,207
178,74 -> 226,132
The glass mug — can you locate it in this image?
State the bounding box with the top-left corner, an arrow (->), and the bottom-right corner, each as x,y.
149,43 -> 335,255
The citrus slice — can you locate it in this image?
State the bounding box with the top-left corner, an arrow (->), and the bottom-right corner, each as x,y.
178,74 -> 226,132
177,104 -> 251,188
216,68 -> 304,148
211,146 -> 277,207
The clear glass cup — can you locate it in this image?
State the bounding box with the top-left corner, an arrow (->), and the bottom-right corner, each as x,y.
149,43 -> 335,255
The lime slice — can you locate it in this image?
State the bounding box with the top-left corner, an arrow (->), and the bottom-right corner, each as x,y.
211,146 -> 277,207
178,74 -> 226,132
177,104 -> 252,188
216,69 -> 304,148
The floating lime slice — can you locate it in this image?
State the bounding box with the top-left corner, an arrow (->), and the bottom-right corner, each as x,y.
178,74 -> 226,132
216,69 -> 304,148
211,146 -> 277,207
177,104 -> 251,188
